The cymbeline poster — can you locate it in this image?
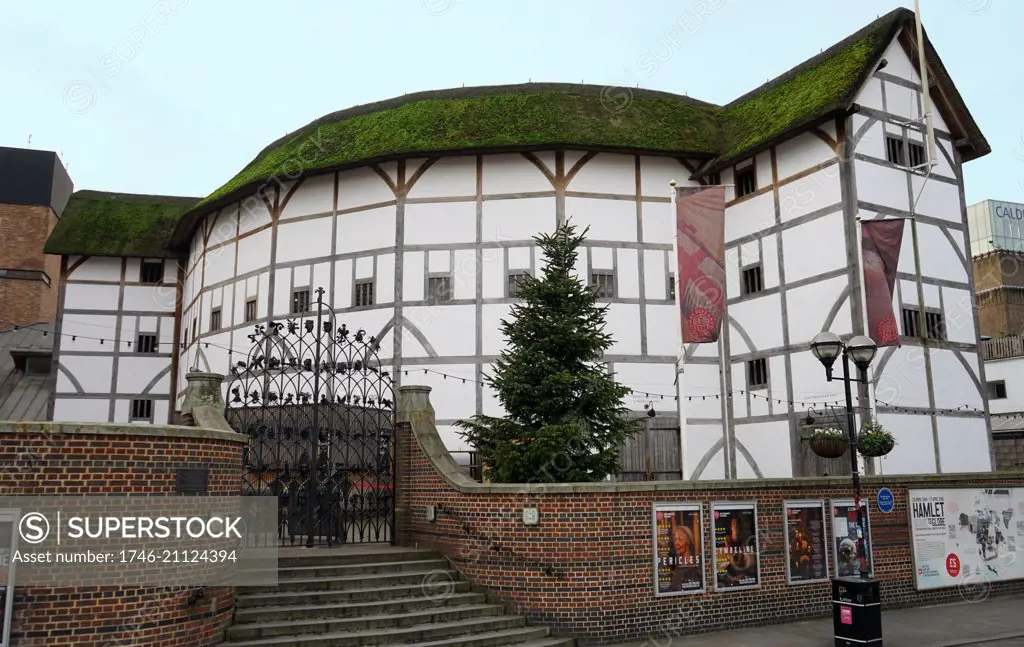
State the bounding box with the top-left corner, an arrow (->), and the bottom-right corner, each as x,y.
0,512 -> 15,647
712,503 -> 760,590
653,503 -> 705,595
832,499 -> 873,577
909,488 -> 1023,590
785,501 -> 829,583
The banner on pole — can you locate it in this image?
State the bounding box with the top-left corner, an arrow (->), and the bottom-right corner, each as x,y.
861,219 -> 905,347
675,186 -> 726,343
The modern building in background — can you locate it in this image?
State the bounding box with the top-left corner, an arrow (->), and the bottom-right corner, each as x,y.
37,8 -> 995,479
968,199 -> 1024,338
967,199 -> 1024,256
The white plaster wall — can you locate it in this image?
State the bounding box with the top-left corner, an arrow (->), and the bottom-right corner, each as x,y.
66,256 -> 121,282
735,420 -> 791,478
63,284 -> 120,311
481,154 -> 551,194
686,425 -> 726,480
876,413 -> 936,474
984,357 -> 1024,415
566,197 -> 637,242
937,417 -> 991,473
482,197 -> 555,243
52,399 -> 110,422
568,153 -> 636,195
280,174 -> 335,219
779,167 -> 842,223
725,192 -> 773,242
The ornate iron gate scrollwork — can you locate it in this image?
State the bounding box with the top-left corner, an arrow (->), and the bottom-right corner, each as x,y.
225,288 -> 395,546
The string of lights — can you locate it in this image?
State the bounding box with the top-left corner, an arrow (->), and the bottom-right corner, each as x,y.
12,324 -> 991,418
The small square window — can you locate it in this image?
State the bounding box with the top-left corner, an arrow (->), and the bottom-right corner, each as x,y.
902,307 -> 921,338
136,333 -> 158,354
885,135 -> 905,166
987,381 -> 1007,400
292,289 -> 311,314
705,172 -> 721,186
354,280 -> 375,307
245,299 -> 257,323
741,265 -> 764,296
210,308 -> 222,332
925,311 -> 946,341
140,261 -> 163,284
427,276 -> 452,304
907,141 -> 926,168
668,275 -> 676,301
735,166 -> 756,198
590,272 -> 615,298
23,356 -> 51,376
508,272 -> 531,298
130,399 -> 153,421
747,358 -> 768,390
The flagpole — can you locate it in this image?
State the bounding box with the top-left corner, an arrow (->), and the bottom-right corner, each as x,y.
855,212 -> 877,476
671,180 -> 690,479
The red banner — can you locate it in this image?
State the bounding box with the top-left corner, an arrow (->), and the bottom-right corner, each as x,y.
676,186 -> 726,343
861,219 -> 905,347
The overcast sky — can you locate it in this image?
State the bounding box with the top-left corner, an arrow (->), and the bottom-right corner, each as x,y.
2,0 -> 1020,205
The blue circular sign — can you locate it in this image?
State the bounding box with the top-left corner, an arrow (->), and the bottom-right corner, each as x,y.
877,487 -> 894,514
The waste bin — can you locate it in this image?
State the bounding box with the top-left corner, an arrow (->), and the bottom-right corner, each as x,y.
832,576 -> 882,646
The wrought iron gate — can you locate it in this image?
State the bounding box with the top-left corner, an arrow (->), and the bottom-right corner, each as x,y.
225,288 -> 395,546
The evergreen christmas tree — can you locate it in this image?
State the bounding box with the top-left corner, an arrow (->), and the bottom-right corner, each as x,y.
455,220 -> 642,483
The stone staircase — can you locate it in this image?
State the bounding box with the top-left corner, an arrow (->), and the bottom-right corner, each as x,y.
219,546 -> 574,647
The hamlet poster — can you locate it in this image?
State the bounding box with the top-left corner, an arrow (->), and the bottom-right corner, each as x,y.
712,503 -> 760,590
832,499 -> 873,577
653,503 -> 705,595
909,488 -> 1023,590
785,501 -> 829,583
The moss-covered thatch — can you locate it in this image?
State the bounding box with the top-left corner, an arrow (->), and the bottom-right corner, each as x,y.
45,191 -> 198,258
200,89 -> 722,207
49,8 -> 988,258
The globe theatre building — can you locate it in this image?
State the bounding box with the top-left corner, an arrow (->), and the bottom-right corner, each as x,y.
43,9 -> 994,479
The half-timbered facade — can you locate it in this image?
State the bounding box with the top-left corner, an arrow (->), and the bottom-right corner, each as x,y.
43,8 -> 993,478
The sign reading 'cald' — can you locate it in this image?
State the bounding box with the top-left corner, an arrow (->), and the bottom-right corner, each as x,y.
909,488 -> 1024,590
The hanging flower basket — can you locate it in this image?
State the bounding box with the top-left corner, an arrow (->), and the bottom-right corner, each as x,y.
810,428 -> 849,458
858,421 -> 896,458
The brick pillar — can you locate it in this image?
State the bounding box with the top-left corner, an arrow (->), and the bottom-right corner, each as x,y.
396,385 -> 433,546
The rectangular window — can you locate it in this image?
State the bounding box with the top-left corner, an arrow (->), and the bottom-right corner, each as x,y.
706,172 -> 721,186
885,135 -> 905,165
590,272 -> 615,298
191,317 -> 197,341
23,356 -> 51,376
354,280 -> 375,307
902,307 -> 921,338
741,264 -> 764,296
245,298 -> 257,323
426,276 -> 453,304
130,399 -> 153,421
210,308 -> 221,332
925,310 -> 946,341
136,333 -> 158,354
140,260 -> 163,284
668,275 -> 676,301
747,358 -> 768,390
735,166 -> 756,198
508,271 -> 531,298
907,141 -> 926,168
987,381 -> 1008,400
291,289 -> 311,314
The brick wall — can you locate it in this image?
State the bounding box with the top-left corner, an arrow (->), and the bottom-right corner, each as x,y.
0,422 -> 244,647
994,432 -> 1024,471
395,387 -> 1024,644
0,203 -> 61,330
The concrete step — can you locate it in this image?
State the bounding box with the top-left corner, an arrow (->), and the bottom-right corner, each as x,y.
233,591 -> 488,623
219,616 -> 536,647
236,581 -> 472,608
276,547 -> 441,569
407,635 -> 573,647
241,569 -> 457,593
276,559 -> 451,579
227,604 -> 505,640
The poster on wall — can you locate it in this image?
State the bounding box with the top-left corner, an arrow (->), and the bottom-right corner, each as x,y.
653,503 -> 705,595
0,511 -> 17,647
784,501 -> 830,584
909,488 -> 1024,591
832,499 -> 872,578
712,503 -> 760,590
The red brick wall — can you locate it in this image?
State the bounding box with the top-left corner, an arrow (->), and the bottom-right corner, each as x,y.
0,423 -> 243,647
0,204 -> 60,330
395,419 -> 1024,644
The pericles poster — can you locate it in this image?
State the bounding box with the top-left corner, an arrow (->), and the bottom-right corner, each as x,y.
785,501 -> 829,583
909,488 -> 1024,590
832,499 -> 872,577
653,503 -> 705,595
712,503 -> 760,590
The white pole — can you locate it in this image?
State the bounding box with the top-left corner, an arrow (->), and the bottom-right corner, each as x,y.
855,213 -> 878,475
671,180 -> 690,479
914,0 -> 938,168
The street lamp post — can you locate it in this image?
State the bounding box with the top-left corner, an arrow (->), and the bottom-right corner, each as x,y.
810,331 -> 877,578
810,332 -> 883,647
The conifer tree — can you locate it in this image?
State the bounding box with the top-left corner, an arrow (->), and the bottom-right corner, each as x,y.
455,220 -> 641,482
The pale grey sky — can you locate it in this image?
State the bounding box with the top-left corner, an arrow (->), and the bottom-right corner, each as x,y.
2,0 -> 1020,205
